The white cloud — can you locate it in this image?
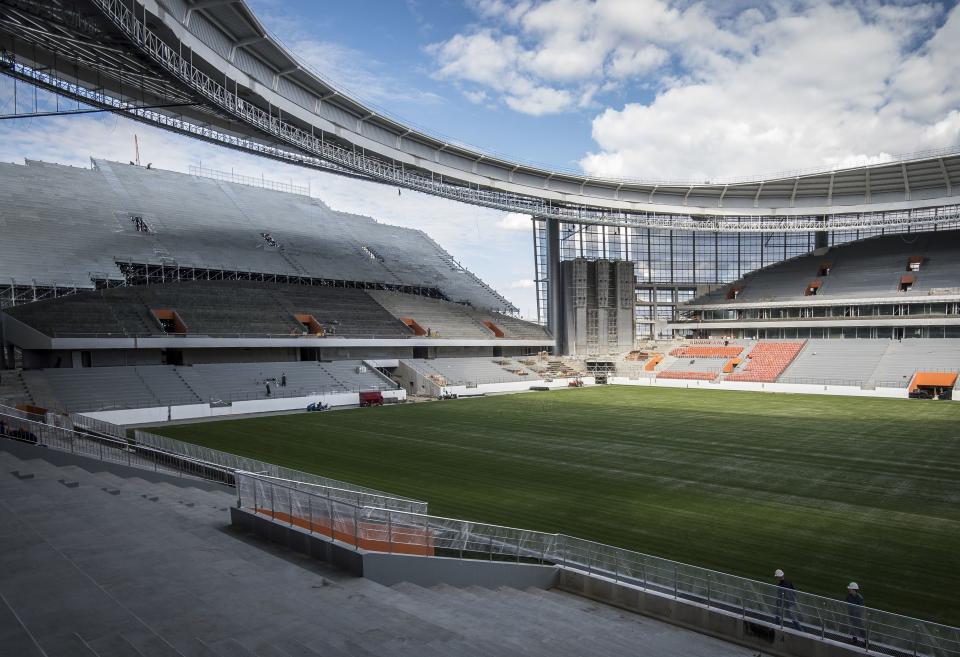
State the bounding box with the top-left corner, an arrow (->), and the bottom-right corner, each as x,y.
497,212 -> 533,231
463,89 -> 489,104
429,0 -> 960,178
508,279 -> 536,289
580,1 -> 960,180
608,45 -> 669,79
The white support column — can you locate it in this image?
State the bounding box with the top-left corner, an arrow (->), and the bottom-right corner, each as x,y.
937,157 -> 953,196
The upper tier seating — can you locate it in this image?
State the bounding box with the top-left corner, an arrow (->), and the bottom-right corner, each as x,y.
727,341 -> 806,382
692,230 -> 960,304
370,291 -> 552,341
0,159 -> 514,311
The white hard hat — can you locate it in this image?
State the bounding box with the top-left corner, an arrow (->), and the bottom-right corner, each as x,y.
848,582 -> 859,590
775,569 -> 784,578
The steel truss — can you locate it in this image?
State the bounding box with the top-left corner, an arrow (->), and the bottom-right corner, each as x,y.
112,262 -> 448,299
0,283 -> 84,310
2,0 -> 958,233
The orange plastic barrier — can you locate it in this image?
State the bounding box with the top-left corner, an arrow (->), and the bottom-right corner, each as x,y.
644,354 -> 664,371
254,508 -> 435,556
657,371 -> 717,381
400,317 -> 427,336
909,372 -> 957,391
722,357 -> 742,373
483,320 -> 505,338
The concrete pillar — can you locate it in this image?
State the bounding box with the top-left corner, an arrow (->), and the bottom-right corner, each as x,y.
546,218 -> 566,354
815,230 -> 828,250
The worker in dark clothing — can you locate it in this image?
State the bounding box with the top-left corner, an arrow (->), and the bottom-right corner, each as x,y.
774,569 -> 802,630
281,373 -> 287,387
846,582 -> 866,645
265,382 -> 271,397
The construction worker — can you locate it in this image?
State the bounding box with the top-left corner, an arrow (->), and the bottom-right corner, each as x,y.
774,569 -> 802,630
846,582 -> 866,645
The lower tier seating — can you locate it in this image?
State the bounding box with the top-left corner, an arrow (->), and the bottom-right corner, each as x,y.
726,341 -> 807,383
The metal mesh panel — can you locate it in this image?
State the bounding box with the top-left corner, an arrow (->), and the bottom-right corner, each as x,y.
227,472 -> 960,655
134,429 -> 427,513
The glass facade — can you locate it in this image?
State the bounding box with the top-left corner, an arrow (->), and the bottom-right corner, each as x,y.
533,218 -> 960,341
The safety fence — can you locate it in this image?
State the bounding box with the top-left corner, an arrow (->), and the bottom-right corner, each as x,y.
129,427 -> 426,513
237,471 -> 960,657
1,410 -> 227,480
1,411 -> 426,514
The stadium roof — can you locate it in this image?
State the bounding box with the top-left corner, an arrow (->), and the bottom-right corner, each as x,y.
1,0 -> 959,230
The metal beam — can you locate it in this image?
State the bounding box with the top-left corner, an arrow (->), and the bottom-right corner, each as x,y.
939,157 -> 953,196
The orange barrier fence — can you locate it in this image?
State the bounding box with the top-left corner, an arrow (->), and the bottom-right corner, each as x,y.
722,358 -> 741,373
644,354 -> 664,371
254,508 -> 435,556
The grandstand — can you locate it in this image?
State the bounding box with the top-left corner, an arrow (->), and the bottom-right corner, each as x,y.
1,0 -> 959,652
0,159 -> 514,312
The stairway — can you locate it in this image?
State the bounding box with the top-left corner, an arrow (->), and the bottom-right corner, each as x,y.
0,443 -> 750,657
0,369 -> 33,407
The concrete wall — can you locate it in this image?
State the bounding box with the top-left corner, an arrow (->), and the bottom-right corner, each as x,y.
80,388 -> 407,425
608,376 -> 908,399
230,507 -> 557,590
363,553 -> 557,589
181,347 -> 299,365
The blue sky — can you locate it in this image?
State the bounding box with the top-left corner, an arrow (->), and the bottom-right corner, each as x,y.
1,0 -> 959,318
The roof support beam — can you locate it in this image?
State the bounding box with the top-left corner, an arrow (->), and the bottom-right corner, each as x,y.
229,35 -> 265,63
827,172 -> 835,206
865,168 -> 871,203
753,181 -> 764,208
395,128 -> 412,149
790,177 -> 800,208
185,0 -> 237,27
901,163 -> 910,201
718,184 -> 729,208
939,157 -> 953,196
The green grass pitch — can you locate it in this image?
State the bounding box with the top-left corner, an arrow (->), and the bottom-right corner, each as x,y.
149,386 -> 960,625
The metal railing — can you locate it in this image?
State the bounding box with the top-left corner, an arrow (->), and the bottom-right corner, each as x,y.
0,410 -> 427,513
187,165 -> 310,196
66,414 -> 414,507
237,471 -> 960,657
0,411 -> 231,482
130,427 -> 426,514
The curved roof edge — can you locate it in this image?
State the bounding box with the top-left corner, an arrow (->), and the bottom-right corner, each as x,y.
3,0 -> 958,224
154,0 -> 960,213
